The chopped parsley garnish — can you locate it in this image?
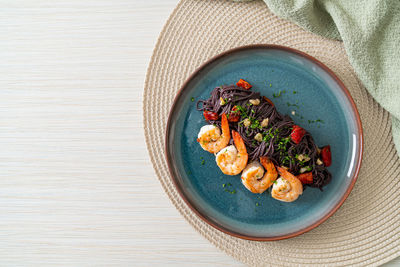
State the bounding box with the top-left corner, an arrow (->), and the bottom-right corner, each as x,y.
222,183 -> 236,194
250,119 -> 260,129
201,160 -> 205,165
277,137 -> 290,152
235,105 -> 248,118
293,91 -> 297,94
282,155 -> 295,166
234,105 -> 263,131
256,202 -> 260,206
308,118 -> 325,124
287,102 -> 300,108
191,97 -> 195,102
273,90 -> 286,98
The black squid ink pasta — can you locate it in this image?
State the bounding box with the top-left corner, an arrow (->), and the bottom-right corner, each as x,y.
197,82 -> 332,190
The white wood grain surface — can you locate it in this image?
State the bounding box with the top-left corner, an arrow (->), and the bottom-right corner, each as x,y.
0,0 -> 398,266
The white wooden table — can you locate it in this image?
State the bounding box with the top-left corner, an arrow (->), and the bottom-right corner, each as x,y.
0,0 -> 398,266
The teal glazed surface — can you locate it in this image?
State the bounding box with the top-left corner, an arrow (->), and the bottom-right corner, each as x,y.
166,46 -> 362,240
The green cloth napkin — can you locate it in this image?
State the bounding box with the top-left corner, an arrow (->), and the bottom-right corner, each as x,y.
240,0 -> 400,154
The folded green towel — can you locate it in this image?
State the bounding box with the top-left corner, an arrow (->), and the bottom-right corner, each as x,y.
239,0 -> 400,154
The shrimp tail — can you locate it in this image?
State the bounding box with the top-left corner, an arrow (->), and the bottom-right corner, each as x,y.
260,156 -> 278,181
260,156 -> 272,169
221,113 -> 230,139
232,130 -> 246,152
277,166 -> 291,177
276,166 -> 303,191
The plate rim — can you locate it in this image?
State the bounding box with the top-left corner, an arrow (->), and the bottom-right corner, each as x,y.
164,44 -> 363,241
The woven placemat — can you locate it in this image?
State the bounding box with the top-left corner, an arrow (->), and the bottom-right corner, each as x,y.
143,0 -> 400,266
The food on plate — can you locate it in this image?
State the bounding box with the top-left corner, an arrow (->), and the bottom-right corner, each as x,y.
197,113 -> 230,153
196,79 -> 332,202
215,130 -> 248,175
271,166 -> 303,202
241,157 -> 278,194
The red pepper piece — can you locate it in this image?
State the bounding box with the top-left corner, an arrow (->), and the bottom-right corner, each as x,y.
228,106 -> 240,122
321,145 -> 332,167
290,125 -> 306,144
263,96 -> 274,106
297,172 -> 313,184
203,110 -> 219,121
236,79 -> 252,90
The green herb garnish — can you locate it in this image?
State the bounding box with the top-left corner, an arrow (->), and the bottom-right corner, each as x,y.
250,119 -> 260,129
273,90 -> 286,98
308,119 -> 325,124
287,102 -> 300,108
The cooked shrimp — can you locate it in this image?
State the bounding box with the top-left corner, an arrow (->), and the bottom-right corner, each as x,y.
241,157 -> 278,194
215,130 -> 248,175
271,167 -> 303,202
197,113 -> 230,153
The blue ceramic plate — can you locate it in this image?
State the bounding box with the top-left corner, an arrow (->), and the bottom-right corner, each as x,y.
165,45 -> 362,240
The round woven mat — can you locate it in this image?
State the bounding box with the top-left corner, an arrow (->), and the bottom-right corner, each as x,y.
143,0 -> 400,266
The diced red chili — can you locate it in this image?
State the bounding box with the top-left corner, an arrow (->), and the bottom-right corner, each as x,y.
203,110 -> 219,121
236,79 -> 252,90
290,125 -> 306,144
321,145 -> 332,167
297,172 -> 313,184
228,106 -> 240,122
